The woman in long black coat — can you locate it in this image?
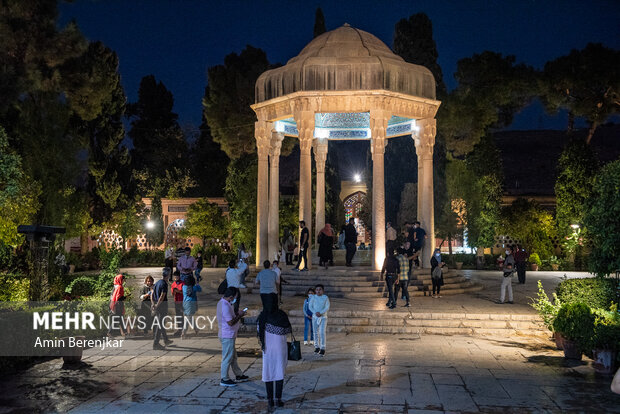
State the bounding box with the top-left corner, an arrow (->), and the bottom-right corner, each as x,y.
317,224 -> 334,269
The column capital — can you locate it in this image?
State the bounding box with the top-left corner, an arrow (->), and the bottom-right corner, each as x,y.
313,139 -> 329,173
413,118 -> 436,159
370,109 -> 390,159
270,131 -> 284,159
255,120 -> 272,159
294,110 -> 315,153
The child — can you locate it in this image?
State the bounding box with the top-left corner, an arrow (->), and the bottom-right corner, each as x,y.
171,270 -> 185,336
303,288 -> 315,345
309,284 -> 330,356
182,275 -> 202,338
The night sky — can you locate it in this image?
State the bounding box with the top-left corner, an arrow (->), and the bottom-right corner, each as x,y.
58,0 -> 620,131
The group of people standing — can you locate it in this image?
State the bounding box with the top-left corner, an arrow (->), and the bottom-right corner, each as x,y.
216,256 -> 330,410
281,218 -> 361,272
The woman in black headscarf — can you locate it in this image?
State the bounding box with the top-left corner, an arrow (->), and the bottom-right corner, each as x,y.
257,300 -> 292,409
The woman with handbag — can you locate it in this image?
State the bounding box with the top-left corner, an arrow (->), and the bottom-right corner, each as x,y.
257,299 -> 292,409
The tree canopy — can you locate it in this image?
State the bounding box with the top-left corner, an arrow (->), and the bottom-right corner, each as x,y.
541,43 -> 620,143
313,8 -> 326,38
584,160 -> 620,276
180,198 -> 229,246
554,139 -> 599,235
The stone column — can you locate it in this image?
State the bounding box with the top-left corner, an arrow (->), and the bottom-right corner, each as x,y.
268,132 -> 284,261
255,120 -> 271,266
313,139 -> 328,243
294,110 -> 314,269
370,109 -> 390,270
413,118 -> 437,268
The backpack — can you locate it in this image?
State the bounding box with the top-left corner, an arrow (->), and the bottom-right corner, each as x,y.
431,265 -> 442,280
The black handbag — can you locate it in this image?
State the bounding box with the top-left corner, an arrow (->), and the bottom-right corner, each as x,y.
287,332 -> 302,361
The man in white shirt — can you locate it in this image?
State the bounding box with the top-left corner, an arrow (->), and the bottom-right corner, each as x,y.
225,260 -> 243,312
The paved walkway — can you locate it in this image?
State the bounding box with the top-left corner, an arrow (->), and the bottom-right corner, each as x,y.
4,267 -> 617,413
2,333 -> 619,413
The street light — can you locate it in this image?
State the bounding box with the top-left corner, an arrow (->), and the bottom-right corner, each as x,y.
354,173 -> 361,183
146,221 -> 155,230
570,224 -> 580,230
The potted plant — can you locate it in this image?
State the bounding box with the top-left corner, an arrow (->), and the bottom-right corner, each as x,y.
530,280 -> 563,348
589,306 -> 620,375
529,253 -> 541,271
549,255 -> 560,271
552,303 -> 595,360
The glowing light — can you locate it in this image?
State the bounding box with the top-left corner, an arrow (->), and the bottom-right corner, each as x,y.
354,173 -> 361,183
570,224 -> 580,230
274,121 -> 285,133
314,128 -> 330,139
146,221 -> 155,229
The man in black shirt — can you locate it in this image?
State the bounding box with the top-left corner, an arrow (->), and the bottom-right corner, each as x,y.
344,218 -> 358,267
295,221 -> 310,271
380,250 -> 400,309
412,221 -> 427,267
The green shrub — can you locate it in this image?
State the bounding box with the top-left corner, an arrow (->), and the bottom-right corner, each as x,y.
205,244 -> 222,258
191,244 -> 204,257
590,305 -> 620,351
530,280 -> 563,331
219,251 -> 237,267
0,273 -> 29,301
528,253 -> 542,266
65,276 -> 97,297
555,277 -> 617,310
553,303 -> 595,350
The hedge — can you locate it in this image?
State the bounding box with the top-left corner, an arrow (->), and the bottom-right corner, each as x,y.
555,277 -> 618,310
65,276 -> 97,297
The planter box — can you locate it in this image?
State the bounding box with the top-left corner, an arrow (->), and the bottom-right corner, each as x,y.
592,349 -> 618,375
554,331 -> 564,350
60,335 -> 85,364
551,264 -> 559,271
562,338 -> 582,360
531,264 -> 539,271
455,262 -> 463,270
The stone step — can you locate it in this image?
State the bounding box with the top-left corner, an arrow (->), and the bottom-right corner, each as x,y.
242,309 -> 544,336
287,317 -> 542,330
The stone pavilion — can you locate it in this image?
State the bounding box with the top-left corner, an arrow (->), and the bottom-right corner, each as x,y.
251,24 -> 441,269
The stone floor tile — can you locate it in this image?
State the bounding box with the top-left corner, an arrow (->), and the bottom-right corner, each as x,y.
431,373 -> 464,385
435,384 -> 479,412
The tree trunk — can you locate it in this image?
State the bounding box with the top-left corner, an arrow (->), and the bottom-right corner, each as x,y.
80,232 -> 89,254
586,121 -> 598,145
567,111 -> 575,135
448,233 -> 453,256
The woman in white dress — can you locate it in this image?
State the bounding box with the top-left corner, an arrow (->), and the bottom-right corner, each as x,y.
257,300 -> 292,409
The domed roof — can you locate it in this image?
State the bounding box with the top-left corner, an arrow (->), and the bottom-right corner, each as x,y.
255,24 -> 436,103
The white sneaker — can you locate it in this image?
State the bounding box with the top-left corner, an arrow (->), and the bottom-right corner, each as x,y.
310,340 -> 314,345
304,341 -> 308,345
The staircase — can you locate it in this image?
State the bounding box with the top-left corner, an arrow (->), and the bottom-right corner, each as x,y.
283,309 -> 546,337
245,266 -> 483,299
